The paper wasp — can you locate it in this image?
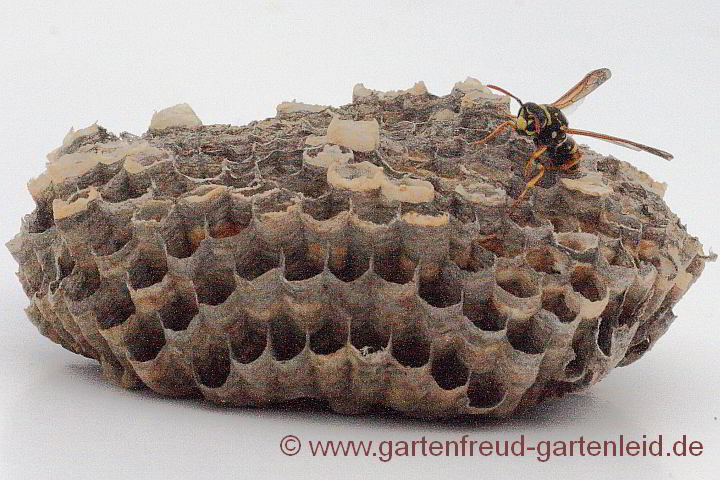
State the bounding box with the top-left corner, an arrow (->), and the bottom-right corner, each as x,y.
474,68 -> 673,207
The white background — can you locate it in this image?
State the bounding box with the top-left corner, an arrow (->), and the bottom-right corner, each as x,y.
1,1 -> 718,478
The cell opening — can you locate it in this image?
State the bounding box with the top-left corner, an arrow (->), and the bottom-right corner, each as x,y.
506,317 -> 549,355
463,298 -> 507,331
63,267 -> 101,302
478,236 -> 524,259
208,206 -> 251,239
163,220 -> 204,259
96,286 -> 135,329
309,318 -> 348,355
571,266 -> 603,301
193,336 -> 231,388
193,268 -> 236,306
597,317 -> 613,357
270,315 -> 306,361
466,373 -> 505,409
126,316 -> 166,362
128,251 -> 168,290
418,268 -> 462,308
496,269 -> 538,298
350,316 -> 390,355
158,295 -> 199,331
542,291 -> 576,323
236,250 -> 281,281
302,194 -> 351,221
391,330 -> 431,368
525,247 -> 561,275
373,249 -> 417,285
431,349 -> 470,390
450,242 -> 495,273
284,245 -> 325,281
328,245 -> 370,283
229,323 -> 267,364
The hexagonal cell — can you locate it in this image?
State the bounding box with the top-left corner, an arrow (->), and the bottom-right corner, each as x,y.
373,248 -> 417,285
478,234 -> 524,259
269,315 -> 306,361
542,290 -> 576,323
463,298 -> 507,331
158,294 -> 199,331
496,268 -> 539,299
328,243 -> 370,283
302,193 -> 351,221
208,202 -> 252,239
309,317 -> 349,355
431,348 -> 469,390
391,327 -> 431,368
525,247 -> 564,275
350,314 -> 390,355
125,315 -> 166,362
192,267 -> 236,306
236,247 -> 281,281
96,284 -> 136,329
556,232 -> 598,255
450,241 -> 495,273
418,263 -> 462,308
161,217 -> 204,259
284,243 -> 325,281
570,265 -> 604,302
192,332 -> 231,388
128,250 -> 168,290
229,321 -> 267,364
63,266 -> 101,302
506,316 -> 551,355
466,372 -> 505,409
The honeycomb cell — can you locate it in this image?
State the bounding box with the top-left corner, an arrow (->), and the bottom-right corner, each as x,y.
466,372 -> 505,409
431,347 -> 469,390
270,315 -> 306,361
158,294 -> 199,331
391,327 -> 431,368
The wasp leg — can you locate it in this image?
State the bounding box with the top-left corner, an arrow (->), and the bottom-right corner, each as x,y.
511,163 -> 546,212
524,145 -> 548,179
474,120 -> 515,145
557,150 -> 583,171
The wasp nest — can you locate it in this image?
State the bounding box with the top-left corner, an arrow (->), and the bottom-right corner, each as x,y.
7,81 -> 712,418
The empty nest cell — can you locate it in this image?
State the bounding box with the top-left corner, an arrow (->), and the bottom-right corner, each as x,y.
495,268 -> 539,299
157,293 -> 199,331
128,249 -> 168,290
283,243 -> 325,281
309,317 -> 349,355
350,314 -> 390,355
270,315 -> 307,361
466,372 -> 505,409
418,263 -> 462,308
192,266 -> 237,306
430,347 -> 470,390
463,297 -> 507,331
228,321 -> 267,364
391,327 -> 431,368
193,333 -> 231,388
125,315 -> 166,362
373,247 -> 417,284
570,265 -> 605,302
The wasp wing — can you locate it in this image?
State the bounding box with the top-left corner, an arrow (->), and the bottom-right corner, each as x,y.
564,127 -> 673,160
550,68 -> 612,110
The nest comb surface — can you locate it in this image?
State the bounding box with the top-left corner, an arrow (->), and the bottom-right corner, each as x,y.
7,80 -> 712,418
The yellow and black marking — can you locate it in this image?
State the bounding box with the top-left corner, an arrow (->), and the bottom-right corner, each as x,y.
473,68 -> 673,210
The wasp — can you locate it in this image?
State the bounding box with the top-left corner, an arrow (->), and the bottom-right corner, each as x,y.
474,68 -> 673,207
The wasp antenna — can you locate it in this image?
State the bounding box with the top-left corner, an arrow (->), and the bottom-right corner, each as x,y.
486,84 -> 524,106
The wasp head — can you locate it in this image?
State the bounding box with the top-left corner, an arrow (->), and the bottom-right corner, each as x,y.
515,102 -> 545,136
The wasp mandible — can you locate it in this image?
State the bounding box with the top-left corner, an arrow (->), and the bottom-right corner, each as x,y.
474,68 -> 673,207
